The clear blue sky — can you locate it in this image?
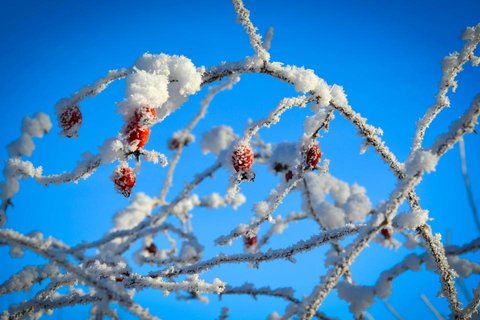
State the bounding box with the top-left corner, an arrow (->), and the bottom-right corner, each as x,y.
0,1 -> 479,319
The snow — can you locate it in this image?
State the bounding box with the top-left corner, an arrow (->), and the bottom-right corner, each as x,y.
268,142 -> 299,172
393,209 -> 429,230
200,192 -> 246,210
405,150 -> 439,174
119,53 -> 203,123
201,126 -> 236,155
337,281 -> 375,316
112,193 -> 155,232
302,172 -> 372,229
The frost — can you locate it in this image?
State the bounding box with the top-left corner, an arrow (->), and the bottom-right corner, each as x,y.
337,281 -> 375,316
342,184 -> 371,222
393,209 -> 429,230
405,150 -> 439,174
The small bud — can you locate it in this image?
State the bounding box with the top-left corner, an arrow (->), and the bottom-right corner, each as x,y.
381,228 -> 391,239
244,234 -> 258,248
145,242 -> 158,255
285,170 -> 293,182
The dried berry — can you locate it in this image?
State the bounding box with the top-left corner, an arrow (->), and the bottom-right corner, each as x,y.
244,234 -> 258,248
232,142 -> 254,172
381,228 -> 391,239
273,162 -> 288,173
59,105 -> 82,137
168,137 -> 181,150
145,242 -> 158,254
113,166 -> 136,197
306,144 -> 322,168
285,170 -> 293,182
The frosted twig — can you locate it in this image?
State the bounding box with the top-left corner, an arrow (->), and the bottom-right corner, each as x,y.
431,95 -> 480,157
298,223 -> 382,320
54,69 -> 129,113
458,138 -> 480,233
413,23 -> 480,151
244,96 -> 314,141
156,224 -> 360,278
1,274 -> 76,319
420,294 -> 446,320
416,224 -> 462,316
382,299 -> 404,320
5,293 -> 101,320
329,100 -> 402,175
0,264 -> 59,295
0,229 -> 158,320
68,162 -> 221,254
257,212 -> 308,249
215,177 -> 302,246
221,283 -> 333,320
462,287 -> 480,319
231,0 -> 270,61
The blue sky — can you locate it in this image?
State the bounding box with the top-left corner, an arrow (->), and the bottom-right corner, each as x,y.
0,0 -> 479,319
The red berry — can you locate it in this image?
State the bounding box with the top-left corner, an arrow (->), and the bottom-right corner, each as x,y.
232,142 -> 254,172
115,277 -> 124,282
244,234 -> 258,248
306,144 -> 322,168
381,228 -> 391,239
59,105 -> 82,137
145,242 -> 157,254
134,106 -> 157,125
124,120 -> 151,149
113,166 -> 136,197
